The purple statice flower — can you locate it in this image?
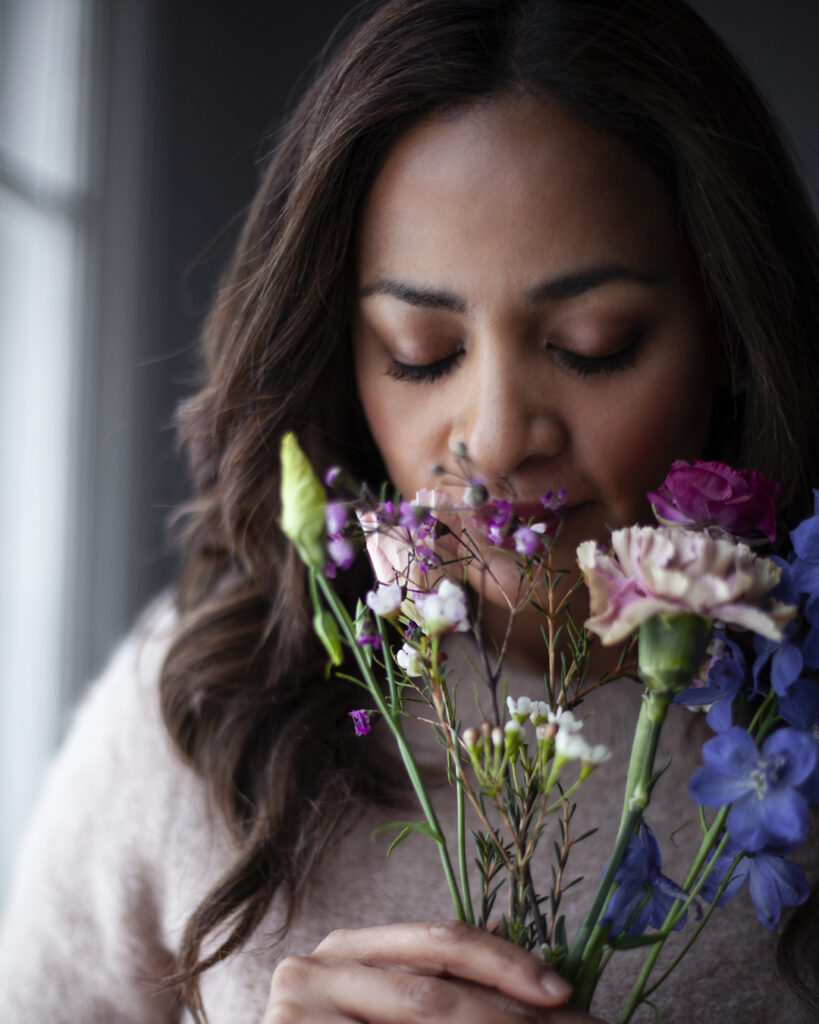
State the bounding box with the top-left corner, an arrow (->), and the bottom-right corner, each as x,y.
484,499 -> 512,545
698,838 -> 809,929
513,525 -> 541,557
325,499 -> 356,573
674,635 -> 749,732
688,726 -> 816,851
327,535 -> 356,572
540,487 -> 567,511
601,821 -> 688,938
354,606 -> 382,650
399,500 -> 427,532
778,679 -> 819,802
325,501 -> 348,536
348,709 -> 372,737
415,544 -> 440,573
324,466 -> 342,487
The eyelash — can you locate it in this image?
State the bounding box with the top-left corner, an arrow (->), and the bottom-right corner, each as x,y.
550,340 -> 640,377
384,335 -> 641,384
386,350 -> 465,383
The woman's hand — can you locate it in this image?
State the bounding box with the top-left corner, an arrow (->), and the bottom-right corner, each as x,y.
264,920 -> 607,1022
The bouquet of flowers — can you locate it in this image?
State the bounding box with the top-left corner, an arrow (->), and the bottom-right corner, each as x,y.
280,434 -> 819,1021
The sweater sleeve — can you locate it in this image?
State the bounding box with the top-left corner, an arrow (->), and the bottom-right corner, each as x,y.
0,600 -> 185,1024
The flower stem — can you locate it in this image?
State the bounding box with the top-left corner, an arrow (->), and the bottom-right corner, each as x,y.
451,733 -> 476,923
563,688 -> 672,1000
616,835 -> 737,1022
315,572 -> 466,921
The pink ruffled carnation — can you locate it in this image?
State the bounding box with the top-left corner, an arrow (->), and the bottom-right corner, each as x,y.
577,526 -> 793,645
647,460 -> 781,543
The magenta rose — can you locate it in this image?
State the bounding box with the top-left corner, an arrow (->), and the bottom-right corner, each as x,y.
647,460 -> 781,543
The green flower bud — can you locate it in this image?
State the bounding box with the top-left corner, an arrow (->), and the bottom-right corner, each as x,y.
313,610 -> 343,666
638,612 -> 712,694
279,431 -> 327,569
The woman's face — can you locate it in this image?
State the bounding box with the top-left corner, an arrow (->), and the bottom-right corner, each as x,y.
353,94 -> 717,634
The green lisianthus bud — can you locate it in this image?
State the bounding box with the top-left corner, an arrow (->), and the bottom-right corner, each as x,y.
313,610 -> 343,666
638,612 -> 712,694
279,431 -> 327,569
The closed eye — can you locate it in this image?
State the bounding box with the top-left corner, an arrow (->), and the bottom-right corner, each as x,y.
550,338 -> 641,377
385,349 -> 465,384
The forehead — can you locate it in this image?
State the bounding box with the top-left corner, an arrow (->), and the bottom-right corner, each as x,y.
357,94 -> 682,289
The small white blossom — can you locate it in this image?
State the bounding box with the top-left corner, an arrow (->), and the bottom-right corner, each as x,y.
366,582 -> 403,618
492,726 -> 506,748
584,744 -> 612,765
548,708 -> 582,733
506,696 -> 532,722
395,643 -> 424,677
555,727 -> 591,761
528,701 -> 550,725
415,578 -> 470,636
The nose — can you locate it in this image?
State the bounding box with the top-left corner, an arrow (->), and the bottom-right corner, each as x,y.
451,339 -> 567,480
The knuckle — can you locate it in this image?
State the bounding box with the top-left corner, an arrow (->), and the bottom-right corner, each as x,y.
314,926 -> 352,953
399,974 -> 457,1018
269,955 -> 311,997
428,919 -> 472,946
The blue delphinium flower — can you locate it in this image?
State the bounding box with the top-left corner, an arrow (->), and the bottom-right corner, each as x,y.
789,491 -> 819,596
778,679 -> 819,802
674,635 -> 748,732
698,838 -> 809,929
602,821 -> 688,938
688,727 -> 816,850
752,625 -> 803,697
750,553 -> 804,696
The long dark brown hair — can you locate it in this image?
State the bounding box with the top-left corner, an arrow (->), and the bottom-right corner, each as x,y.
160,0 -> 819,1017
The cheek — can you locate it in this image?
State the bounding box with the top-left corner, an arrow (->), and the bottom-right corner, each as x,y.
357,375 -> 449,495
586,358 -> 715,522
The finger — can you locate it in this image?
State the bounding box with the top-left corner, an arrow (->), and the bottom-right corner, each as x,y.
265,1003 -> 350,1024
314,921 -> 573,1007
275,955 -> 557,1024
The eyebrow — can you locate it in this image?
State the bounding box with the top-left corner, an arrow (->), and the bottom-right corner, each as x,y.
359,279 -> 467,313
359,264 -> 663,313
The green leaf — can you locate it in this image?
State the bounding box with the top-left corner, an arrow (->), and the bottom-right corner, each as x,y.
554,915 -> 568,952
371,820 -> 442,857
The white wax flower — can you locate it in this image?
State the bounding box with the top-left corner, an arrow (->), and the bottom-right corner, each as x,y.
528,701 -> 550,725
584,743 -> 612,765
366,582 -> 403,618
415,578 -> 470,636
548,708 -> 582,733
396,643 -> 424,677
555,726 -> 591,761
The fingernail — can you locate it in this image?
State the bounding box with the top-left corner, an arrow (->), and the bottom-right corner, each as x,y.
540,971 -> 573,1000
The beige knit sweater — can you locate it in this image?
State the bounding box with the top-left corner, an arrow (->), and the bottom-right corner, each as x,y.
0,599 -> 811,1023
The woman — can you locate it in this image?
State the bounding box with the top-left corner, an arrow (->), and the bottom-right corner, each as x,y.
2,1 -> 818,1022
